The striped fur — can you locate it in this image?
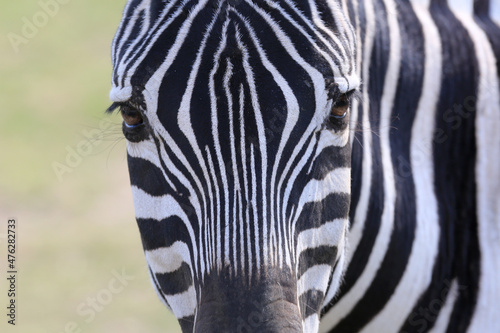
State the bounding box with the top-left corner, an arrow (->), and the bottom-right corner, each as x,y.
109,0 -> 500,332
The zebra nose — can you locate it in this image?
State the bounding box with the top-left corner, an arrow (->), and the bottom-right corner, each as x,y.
193,269 -> 303,333
194,298 -> 303,333
194,299 -> 302,333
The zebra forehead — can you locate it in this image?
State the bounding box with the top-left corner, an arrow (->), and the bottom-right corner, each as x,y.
110,0 -> 358,103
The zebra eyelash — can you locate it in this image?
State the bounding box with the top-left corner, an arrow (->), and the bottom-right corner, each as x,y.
106,101 -> 144,114
106,102 -> 121,114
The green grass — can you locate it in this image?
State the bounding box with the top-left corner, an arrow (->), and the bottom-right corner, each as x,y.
0,1 -> 181,332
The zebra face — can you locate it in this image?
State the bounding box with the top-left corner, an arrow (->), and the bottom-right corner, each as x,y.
109,1 -> 359,332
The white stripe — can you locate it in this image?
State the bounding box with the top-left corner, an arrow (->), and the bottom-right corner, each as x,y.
298,168 -> 351,209
133,186 -> 185,221
428,280 -> 460,333
205,147 -> 222,271
452,9 -> 500,333
165,285 -> 196,318
237,191 -> 244,276
362,2 -> 442,331
492,0 -> 500,25
237,82 -> 253,281
409,0 -> 430,8
303,314 -> 320,333
317,125 -> 350,150
298,265 -> 332,297
145,242 -> 192,274
250,144 -> 261,273
297,219 -> 347,252
208,20 -> 232,269
448,0 -> 474,15
222,58 -> 240,276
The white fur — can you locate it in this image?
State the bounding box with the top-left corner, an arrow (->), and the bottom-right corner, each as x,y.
165,285 -> 197,318
145,242 -> 192,274
303,314 -> 320,333
448,0 -> 474,14
299,168 -> 351,208
428,280 -> 459,333
452,8 -> 500,333
297,219 -> 348,252
409,0 -> 430,8
298,264 -> 332,294
109,86 -> 133,102
492,0 -> 500,25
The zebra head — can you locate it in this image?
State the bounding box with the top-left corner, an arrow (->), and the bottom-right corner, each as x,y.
109,1 -> 359,332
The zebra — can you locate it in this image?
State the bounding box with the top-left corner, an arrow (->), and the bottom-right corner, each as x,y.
107,0 -> 500,332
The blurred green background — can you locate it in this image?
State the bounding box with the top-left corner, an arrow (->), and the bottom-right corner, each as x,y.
0,1 -> 181,332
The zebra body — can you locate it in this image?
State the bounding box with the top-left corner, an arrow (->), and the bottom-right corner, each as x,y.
109,0 -> 500,332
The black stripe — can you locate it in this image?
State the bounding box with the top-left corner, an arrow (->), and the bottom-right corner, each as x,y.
474,0 -> 490,17
429,4 -> 481,333
137,217 -> 193,251
178,315 -> 195,333
294,192 -> 350,235
299,289 -> 325,319
156,262 -> 193,295
297,246 -> 338,277
128,155 -> 173,196
309,144 -> 351,181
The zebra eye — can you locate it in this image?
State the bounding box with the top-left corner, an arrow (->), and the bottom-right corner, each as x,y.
330,93 -> 350,119
121,105 -> 143,128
